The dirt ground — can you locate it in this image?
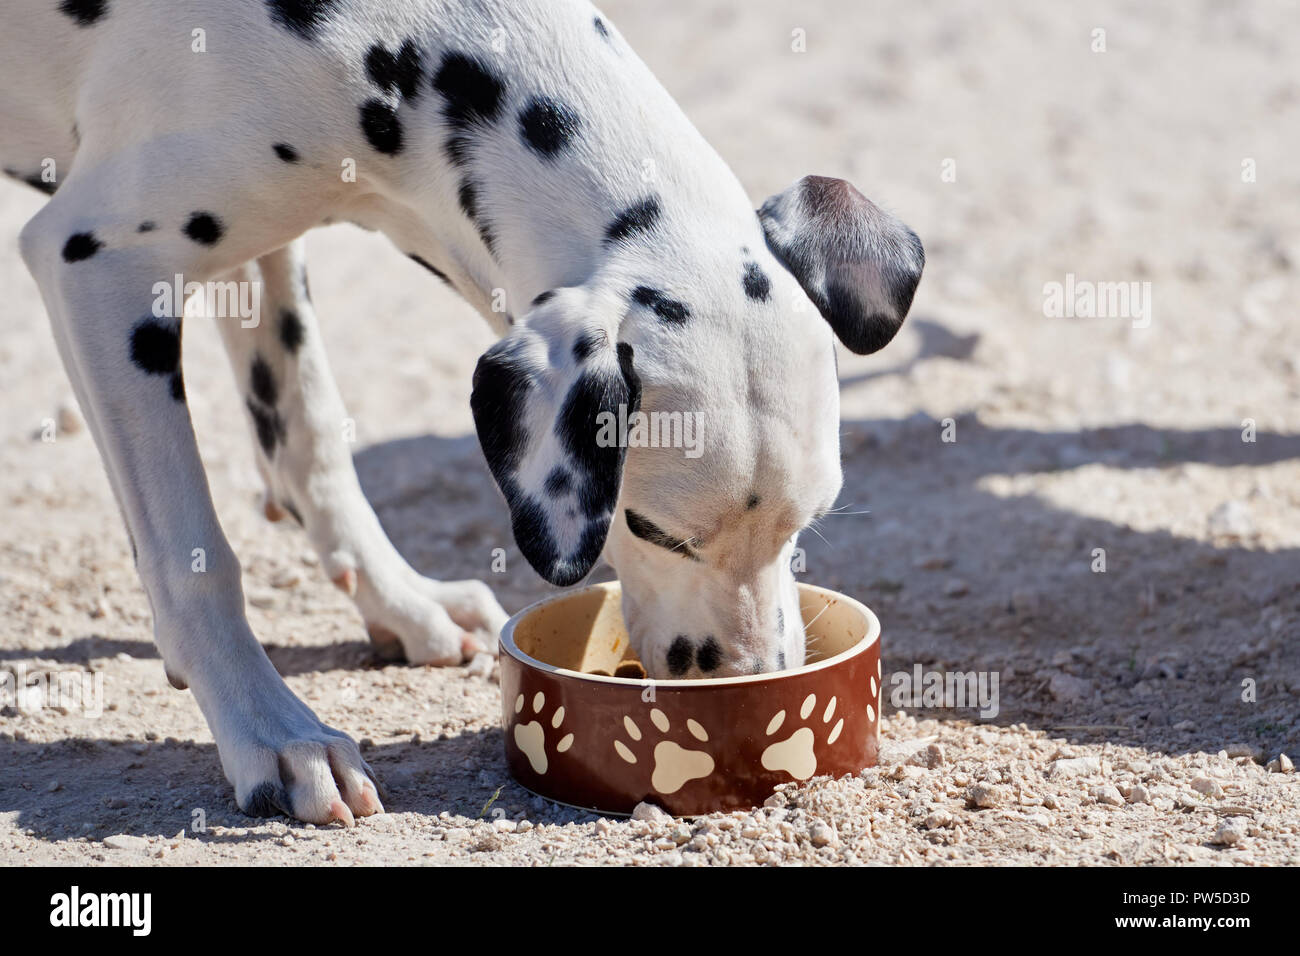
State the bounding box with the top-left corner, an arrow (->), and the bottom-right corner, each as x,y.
2,0 -> 1297,866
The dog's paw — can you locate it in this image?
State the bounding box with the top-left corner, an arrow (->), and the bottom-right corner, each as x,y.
759,693 -> 845,781
221,711 -> 383,826
356,571 -> 509,666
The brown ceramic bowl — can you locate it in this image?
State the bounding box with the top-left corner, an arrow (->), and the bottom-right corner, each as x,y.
499,582 -> 881,816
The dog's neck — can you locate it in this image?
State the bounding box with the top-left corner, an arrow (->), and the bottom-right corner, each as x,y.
331,10 -> 761,335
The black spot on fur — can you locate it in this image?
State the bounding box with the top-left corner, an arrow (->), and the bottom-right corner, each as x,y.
265,0 -> 339,41
696,637 -> 722,672
593,16 -> 610,39
777,607 -> 785,634
471,335 -> 640,588
470,343 -> 534,484
272,143 -> 300,163
366,40 -> 423,99
545,467 -> 572,497
137,221 -> 156,233
129,318 -> 180,375
62,232 -> 102,262
572,329 -> 606,362
241,780 -> 291,817
246,399 -> 285,456
59,0 -> 107,27
777,651 -> 786,669
170,372 -> 185,402
183,212 -> 224,246
557,359 -> 641,520
409,254 -> 451,284
360,99 -> 403,154
666,637 -> 693,677
279,309 -> 304,353
746,493 -> 760,510
625,509 -> 700,561
631,285 -> 690,325
605,196 -> 661,246
433,51 -> 505,133
531,289 -> 556,308
250,355 -> 278,406
457,180 -> 496,255
742,261 -> 771,302
519,96 -> 581,158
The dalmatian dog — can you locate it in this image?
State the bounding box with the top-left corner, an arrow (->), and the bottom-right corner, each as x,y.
1,0 -> 922,824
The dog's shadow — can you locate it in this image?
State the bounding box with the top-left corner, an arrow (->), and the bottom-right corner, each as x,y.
0,729 -> 525,845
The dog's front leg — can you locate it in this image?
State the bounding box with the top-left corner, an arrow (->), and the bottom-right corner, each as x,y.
19,164 -> 381,825
213,242 -> 510,664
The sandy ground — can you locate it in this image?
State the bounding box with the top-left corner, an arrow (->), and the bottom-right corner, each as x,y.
2,0 -> 1298,866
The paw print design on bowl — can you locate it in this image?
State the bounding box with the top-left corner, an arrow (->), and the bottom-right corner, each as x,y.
613,708 -> 715,794
512,691 -> 573,775
760,693 -> 844,781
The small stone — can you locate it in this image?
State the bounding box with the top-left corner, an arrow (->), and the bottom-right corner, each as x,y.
493,818 -> 516,833
943,579 -> 969,598
1224,742 -> 1263,761
1266,753 -> 1294,774
247,592 -> 276,610
102,834 -> 149,852
966,784 -> 1003,809
1191,776 -> 1224,798
1091,784 -> 1124,806
517,820 -> 534,832
809,821 -> 837,847
1207,501 -> 1254,538
1048,672 -> 1092,702
1128,784 -> 1151,805
89,597 -> 110,619
1212,818 -> 1247,846
631,801 -> 671,825
1010,588 -> 1039,615
46,780 -> 61,793
924,809 -> 954,829
270,568 -> 302,589
1049,756 -> 1102,778
669,825 -> 691,846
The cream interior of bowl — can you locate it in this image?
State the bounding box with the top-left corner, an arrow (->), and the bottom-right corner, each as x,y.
507,582 -> 877,682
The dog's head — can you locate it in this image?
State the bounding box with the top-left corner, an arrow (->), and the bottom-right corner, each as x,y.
472,175 -> 922,678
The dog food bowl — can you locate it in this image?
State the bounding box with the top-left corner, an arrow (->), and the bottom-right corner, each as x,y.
499,582 -> 881,816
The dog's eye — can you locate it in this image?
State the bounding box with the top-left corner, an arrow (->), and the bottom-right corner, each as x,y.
624,510 -> 701,561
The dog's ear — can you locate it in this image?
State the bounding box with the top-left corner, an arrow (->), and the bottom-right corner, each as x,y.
758,175 -> 924,355
471,289 -> 641,587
